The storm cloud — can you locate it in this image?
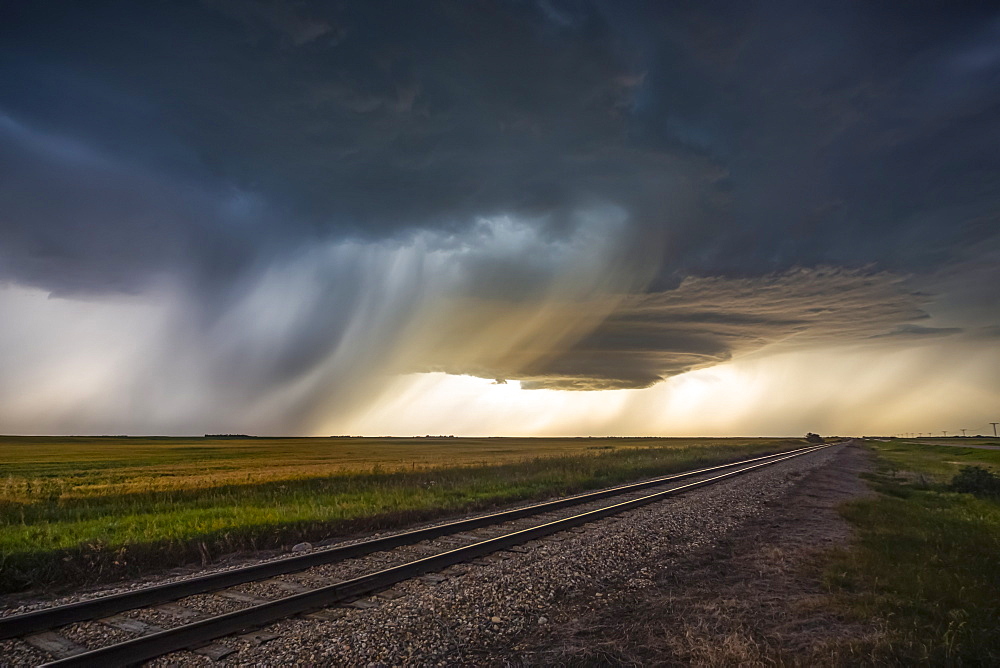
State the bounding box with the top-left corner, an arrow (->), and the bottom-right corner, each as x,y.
1,1 -> 999,434
511,269 -> 932,390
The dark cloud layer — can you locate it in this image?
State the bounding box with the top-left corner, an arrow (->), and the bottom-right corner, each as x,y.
5,2 -> 999,288
1,1 -> 999,429
868,324 -> 963,340
430,268 -> 933,390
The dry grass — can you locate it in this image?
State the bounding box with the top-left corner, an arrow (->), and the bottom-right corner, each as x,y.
0,436 -> 708,499
529,552 -> 892,667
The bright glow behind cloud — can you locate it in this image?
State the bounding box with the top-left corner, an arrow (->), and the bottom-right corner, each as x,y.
340,339 -> 1000,438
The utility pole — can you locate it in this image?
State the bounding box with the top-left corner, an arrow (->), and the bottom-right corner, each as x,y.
991,422 -> 999,438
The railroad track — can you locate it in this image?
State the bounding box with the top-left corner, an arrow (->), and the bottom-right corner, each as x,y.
1,442 -> 838,667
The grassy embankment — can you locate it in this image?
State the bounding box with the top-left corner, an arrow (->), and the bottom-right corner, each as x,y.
827,438 -> 1000,664
0,436 -> 805,594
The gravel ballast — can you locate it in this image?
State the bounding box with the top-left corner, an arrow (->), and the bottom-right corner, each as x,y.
141,445 -> 845,666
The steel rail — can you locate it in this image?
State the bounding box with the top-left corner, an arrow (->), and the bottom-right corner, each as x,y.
0,443 -> 827,639
39,443 -> 836,667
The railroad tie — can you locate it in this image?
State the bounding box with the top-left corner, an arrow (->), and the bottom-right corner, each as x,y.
98,616 -> 165,636
23,631 -> 87,659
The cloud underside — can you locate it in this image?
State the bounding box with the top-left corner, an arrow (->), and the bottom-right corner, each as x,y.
418,268 -> 929,390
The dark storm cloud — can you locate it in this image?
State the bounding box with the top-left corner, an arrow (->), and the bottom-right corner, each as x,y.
868,324 -> 964,340
1,0 -> 999,429
4,1 -> 995,295
462,268 -> 933,390
0,113 -> 276,297
976,326 -> 1000,339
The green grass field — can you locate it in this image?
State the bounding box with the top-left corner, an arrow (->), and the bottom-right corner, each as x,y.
874,438 -> 1000,477
0,436 -> 805,593
827,439 -> 1000,664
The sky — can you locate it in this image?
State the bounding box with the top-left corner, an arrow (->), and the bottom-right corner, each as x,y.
1,0 -> 998,437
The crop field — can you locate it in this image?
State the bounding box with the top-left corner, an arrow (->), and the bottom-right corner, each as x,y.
827,439 -> 1000,664
871,437 -> 1000,477
904,437 -> 1000,447
0,435 -> 806,593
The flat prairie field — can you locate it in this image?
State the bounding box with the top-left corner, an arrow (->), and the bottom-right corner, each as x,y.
827,439 -> 1000,663
0,435 -> 805,593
